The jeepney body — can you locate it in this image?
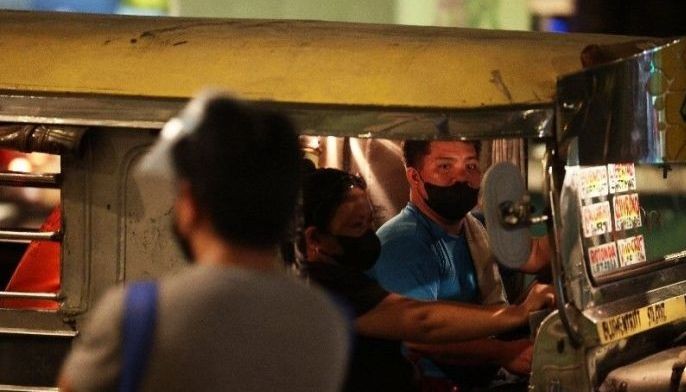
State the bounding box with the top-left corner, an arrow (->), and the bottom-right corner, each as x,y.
0,9 -> 683,391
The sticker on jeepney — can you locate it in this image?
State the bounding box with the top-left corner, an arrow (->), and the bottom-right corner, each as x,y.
607,163 -> 636,194
576,166 -> 609,200
613,193 -> 642,231
588,242 -> 620,275
617,235 -> 647,266
581,201 -> 613,238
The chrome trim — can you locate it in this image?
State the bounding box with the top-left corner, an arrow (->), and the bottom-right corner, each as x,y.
0,92 -> 555,139
0,385 -> 59,392
557,37 -> 686,164
0,172 -> 60,188
547,157 -> 583,347
0,230 -> 61,242
0,328 -> 75,338
0,292 -> 60,300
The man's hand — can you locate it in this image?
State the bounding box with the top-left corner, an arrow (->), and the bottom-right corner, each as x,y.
498,339 -> 533,375
521,283 -> 555,314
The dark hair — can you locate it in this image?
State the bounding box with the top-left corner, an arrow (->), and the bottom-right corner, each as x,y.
172,95 -> 301,249
401,140 -> 482,169
301,168 -> 366,231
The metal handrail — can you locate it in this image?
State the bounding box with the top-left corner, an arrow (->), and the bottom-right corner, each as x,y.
0,230 -> 61,242
0,291 -> 60,300
0,171 -> 60,188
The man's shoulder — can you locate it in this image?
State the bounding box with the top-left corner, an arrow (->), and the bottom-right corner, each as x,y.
377,205 -> 431,243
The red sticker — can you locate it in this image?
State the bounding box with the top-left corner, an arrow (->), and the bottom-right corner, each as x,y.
588,242 -> 620,275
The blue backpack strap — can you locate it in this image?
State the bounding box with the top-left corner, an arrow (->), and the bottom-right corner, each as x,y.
120,281 -> 159,392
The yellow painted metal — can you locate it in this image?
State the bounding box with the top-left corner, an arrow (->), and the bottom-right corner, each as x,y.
0,10 -> 640,109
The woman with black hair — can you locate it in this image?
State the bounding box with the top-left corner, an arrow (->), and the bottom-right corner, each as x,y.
297,168 -> 554,391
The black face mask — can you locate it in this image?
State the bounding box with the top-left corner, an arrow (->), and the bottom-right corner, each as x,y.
422,180 -> 479,222
333,229 -> 381,271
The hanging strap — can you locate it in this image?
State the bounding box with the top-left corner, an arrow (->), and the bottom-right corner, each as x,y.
120,281 -> 159,392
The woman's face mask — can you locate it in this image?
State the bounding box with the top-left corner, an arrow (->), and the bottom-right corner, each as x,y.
332,229 -> 381,271
422,179 -> 479,222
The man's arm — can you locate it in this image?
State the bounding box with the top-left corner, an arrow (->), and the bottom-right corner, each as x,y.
355,283 -> 553,343
406,338 -> 534,375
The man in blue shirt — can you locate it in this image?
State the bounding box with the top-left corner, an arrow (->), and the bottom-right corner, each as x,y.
370,140 -> 550,390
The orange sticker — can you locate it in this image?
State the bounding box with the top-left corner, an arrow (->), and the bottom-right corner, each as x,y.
613,193 -> 642,231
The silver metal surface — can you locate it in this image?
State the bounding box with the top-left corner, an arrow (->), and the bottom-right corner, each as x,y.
0,124 -> 87,155
60,127 -> 187,314
547,160 -> 584,347
0,292 -> 59,300
0,328 -> 75,338
0,386 -> 59,392
0,172 -> 59,188
0,93 -> 555,140
0,230 -> 60,242
557,37 -> 686,165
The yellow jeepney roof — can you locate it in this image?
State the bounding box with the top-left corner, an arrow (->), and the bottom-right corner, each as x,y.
0,10 -> 639,110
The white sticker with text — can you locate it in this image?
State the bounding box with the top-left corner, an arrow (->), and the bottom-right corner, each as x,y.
581,201 -> 613,238
588,242 -> 620,275
617,235 -> 647,266
608,163 -> 637,194
577,166 -> 609,200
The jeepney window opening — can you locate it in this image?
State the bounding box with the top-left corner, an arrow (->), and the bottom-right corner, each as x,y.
0,149 -> 61,310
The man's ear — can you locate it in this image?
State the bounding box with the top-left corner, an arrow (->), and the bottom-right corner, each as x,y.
406,167 -> 421,188
174,180 -> 199,236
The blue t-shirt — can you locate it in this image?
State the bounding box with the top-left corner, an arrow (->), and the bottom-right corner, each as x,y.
369,203 -> 480,381
370,203 -> 478,304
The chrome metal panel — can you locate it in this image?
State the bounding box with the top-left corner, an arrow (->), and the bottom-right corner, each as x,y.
530,308 -> 598,391
61,127 -> 186,315
0,93 -> 180,129
557,38 -> 686,164
0,93 -> 554,140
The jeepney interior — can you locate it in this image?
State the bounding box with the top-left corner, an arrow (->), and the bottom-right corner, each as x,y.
0,9 -> 684,392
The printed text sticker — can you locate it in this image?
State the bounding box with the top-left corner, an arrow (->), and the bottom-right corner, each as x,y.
613,193 -> 642,231
617,235 -> 647,266
608,163 -> 637,194
581,201 -> 613,238
577,166 -> 609,200
588,242 -> 620,276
